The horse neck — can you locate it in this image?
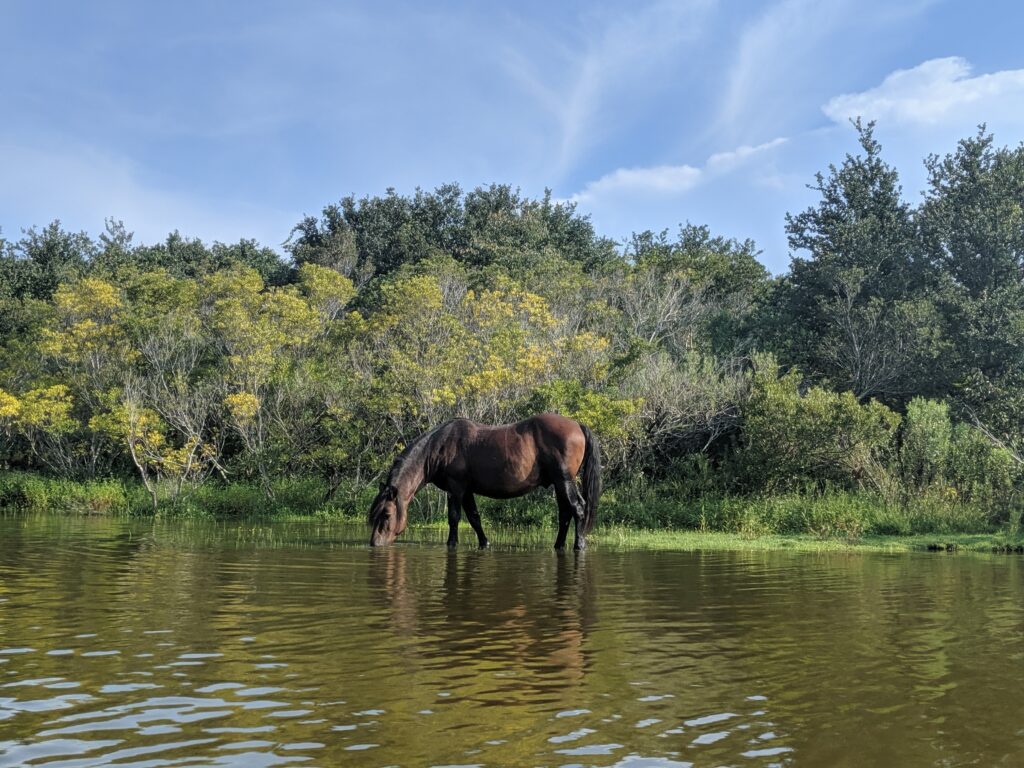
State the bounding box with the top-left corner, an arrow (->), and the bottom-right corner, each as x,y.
390,453 -> 426,507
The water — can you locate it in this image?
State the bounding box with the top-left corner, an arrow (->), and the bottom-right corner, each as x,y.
0,517 -> 1022,767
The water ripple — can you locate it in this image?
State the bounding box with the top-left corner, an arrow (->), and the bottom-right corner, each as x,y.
1,518 -> 1022,765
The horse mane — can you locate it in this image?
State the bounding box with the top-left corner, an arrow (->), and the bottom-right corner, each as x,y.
384,420 -> 455,492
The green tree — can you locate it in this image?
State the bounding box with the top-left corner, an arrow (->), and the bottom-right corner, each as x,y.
919,128 -> 1024,440
771,121 -> 937,401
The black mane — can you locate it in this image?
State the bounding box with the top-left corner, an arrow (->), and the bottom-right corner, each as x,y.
384,420 -> 455,491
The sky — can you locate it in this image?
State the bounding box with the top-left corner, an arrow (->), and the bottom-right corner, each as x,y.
3,0 -> 1024,274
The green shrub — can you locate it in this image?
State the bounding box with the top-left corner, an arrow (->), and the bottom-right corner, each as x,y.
900,398 -> 951,489
947,424 -> 1019,513
735,354 -> 900,492
0,472 -> 130,515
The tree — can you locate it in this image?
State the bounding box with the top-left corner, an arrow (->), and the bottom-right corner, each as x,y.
5,221 -> 94,301
34,276 -> 134,475
622,225 -> 768,358
287,184 -> 619,284
116,269 -> 229,504
919,127 -> 1024,431
209,265 -> 355,497
772,120 -> 936,401
287,205 -> 370,284
129,232 -> 287,282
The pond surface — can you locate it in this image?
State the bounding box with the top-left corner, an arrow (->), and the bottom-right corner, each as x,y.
0,517 -> 1022,767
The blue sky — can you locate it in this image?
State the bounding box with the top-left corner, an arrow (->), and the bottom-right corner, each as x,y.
3,0 -> 1024,273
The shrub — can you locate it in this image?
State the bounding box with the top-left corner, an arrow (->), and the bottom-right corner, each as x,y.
900,398 -> 951,489
947,424 -> 1019,514
0,472 -> 130,515
735,355 -> 900,492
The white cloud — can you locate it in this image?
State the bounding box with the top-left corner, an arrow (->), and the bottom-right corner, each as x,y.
707,137 -> 789,171
572,164 -> 703,204
823,57 -> 1024,125
571,137 -> 787,205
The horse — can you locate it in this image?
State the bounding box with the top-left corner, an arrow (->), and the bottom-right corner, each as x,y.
368,413 -> 601,550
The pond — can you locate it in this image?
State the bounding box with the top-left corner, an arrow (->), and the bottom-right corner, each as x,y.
0,516 -> 1022,767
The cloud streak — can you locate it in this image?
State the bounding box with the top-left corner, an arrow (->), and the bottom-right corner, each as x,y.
504,0 -> 716,179
717,0 -> 851,139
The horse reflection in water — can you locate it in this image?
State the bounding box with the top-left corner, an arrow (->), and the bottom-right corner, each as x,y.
367,545 -> 419,639
368,548 -> 598,691
368,414 -> 601,551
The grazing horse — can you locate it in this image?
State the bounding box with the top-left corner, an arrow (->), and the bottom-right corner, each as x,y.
368,413 -> 601,550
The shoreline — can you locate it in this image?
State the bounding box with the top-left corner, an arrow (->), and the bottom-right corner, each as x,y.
9,510 -> 1020,555
3,470 -> 1023,555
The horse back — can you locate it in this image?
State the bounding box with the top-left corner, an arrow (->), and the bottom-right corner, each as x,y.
429,413 -> 584,497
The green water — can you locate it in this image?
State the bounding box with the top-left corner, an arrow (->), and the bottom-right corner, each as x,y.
0,516 -> 1022,767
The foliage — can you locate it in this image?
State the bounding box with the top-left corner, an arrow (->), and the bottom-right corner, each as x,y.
2,129 -> 1024,533
737,354 -> 901,491
899,398 -> 952,489
768,120 -> 938,402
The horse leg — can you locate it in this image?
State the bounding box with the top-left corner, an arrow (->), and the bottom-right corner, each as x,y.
553,476 -> 586,551
553,503 -> 573,551
462,493 -> 489,549
446,493 -> 462,548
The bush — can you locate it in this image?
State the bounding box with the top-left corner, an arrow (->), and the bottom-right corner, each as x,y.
947,424 -> 1019,513
173,477 -> 359,518
900,398 -> 951,489
0,472 -> 130,515
735,355 -> 900,492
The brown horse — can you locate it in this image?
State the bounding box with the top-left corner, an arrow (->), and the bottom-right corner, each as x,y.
368,413 -> 601,550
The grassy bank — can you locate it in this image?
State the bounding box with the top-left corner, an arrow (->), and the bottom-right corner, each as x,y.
589,526 -> 1024,553
1,471 -> 1022,553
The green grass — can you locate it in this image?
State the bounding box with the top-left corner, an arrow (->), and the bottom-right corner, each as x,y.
588,525 -> 1024,553
390,520 -> 1024,553
2,470 -> 1022,554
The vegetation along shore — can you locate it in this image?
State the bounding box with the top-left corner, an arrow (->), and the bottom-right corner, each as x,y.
2,123 -> 1024,549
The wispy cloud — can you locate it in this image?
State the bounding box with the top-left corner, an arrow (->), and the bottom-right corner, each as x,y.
823,57 -> 1024,125
503,0 -> 716,179
716,0 -> 939,143
0,140 -> 296,247
571,137 -> 786,204
717,0 -> 851,139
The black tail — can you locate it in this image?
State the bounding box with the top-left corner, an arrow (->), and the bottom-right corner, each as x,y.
579,424 -> 601,534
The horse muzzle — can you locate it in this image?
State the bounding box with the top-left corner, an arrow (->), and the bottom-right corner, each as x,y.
369,528 -> 396,547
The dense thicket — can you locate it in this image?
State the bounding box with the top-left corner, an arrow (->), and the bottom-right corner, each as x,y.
1,124 -> 1022,527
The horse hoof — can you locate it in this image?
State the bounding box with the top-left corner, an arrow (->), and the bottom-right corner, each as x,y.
478,541 -> 490,549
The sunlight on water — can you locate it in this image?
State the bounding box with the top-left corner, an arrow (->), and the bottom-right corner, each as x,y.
0,516 -> 1022,766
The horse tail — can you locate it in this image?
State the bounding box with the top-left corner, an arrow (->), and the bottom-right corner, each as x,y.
579,424 -> 602,534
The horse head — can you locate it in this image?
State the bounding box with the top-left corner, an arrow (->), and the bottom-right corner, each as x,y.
368,484 -> 407,546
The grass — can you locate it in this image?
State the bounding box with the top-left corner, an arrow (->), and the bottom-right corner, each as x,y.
389,520 -> 1024,554
589,525 -> 1024,553
1,470 -> 1022,554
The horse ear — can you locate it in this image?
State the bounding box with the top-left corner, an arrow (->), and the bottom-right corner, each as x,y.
382,485 -> 397,501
